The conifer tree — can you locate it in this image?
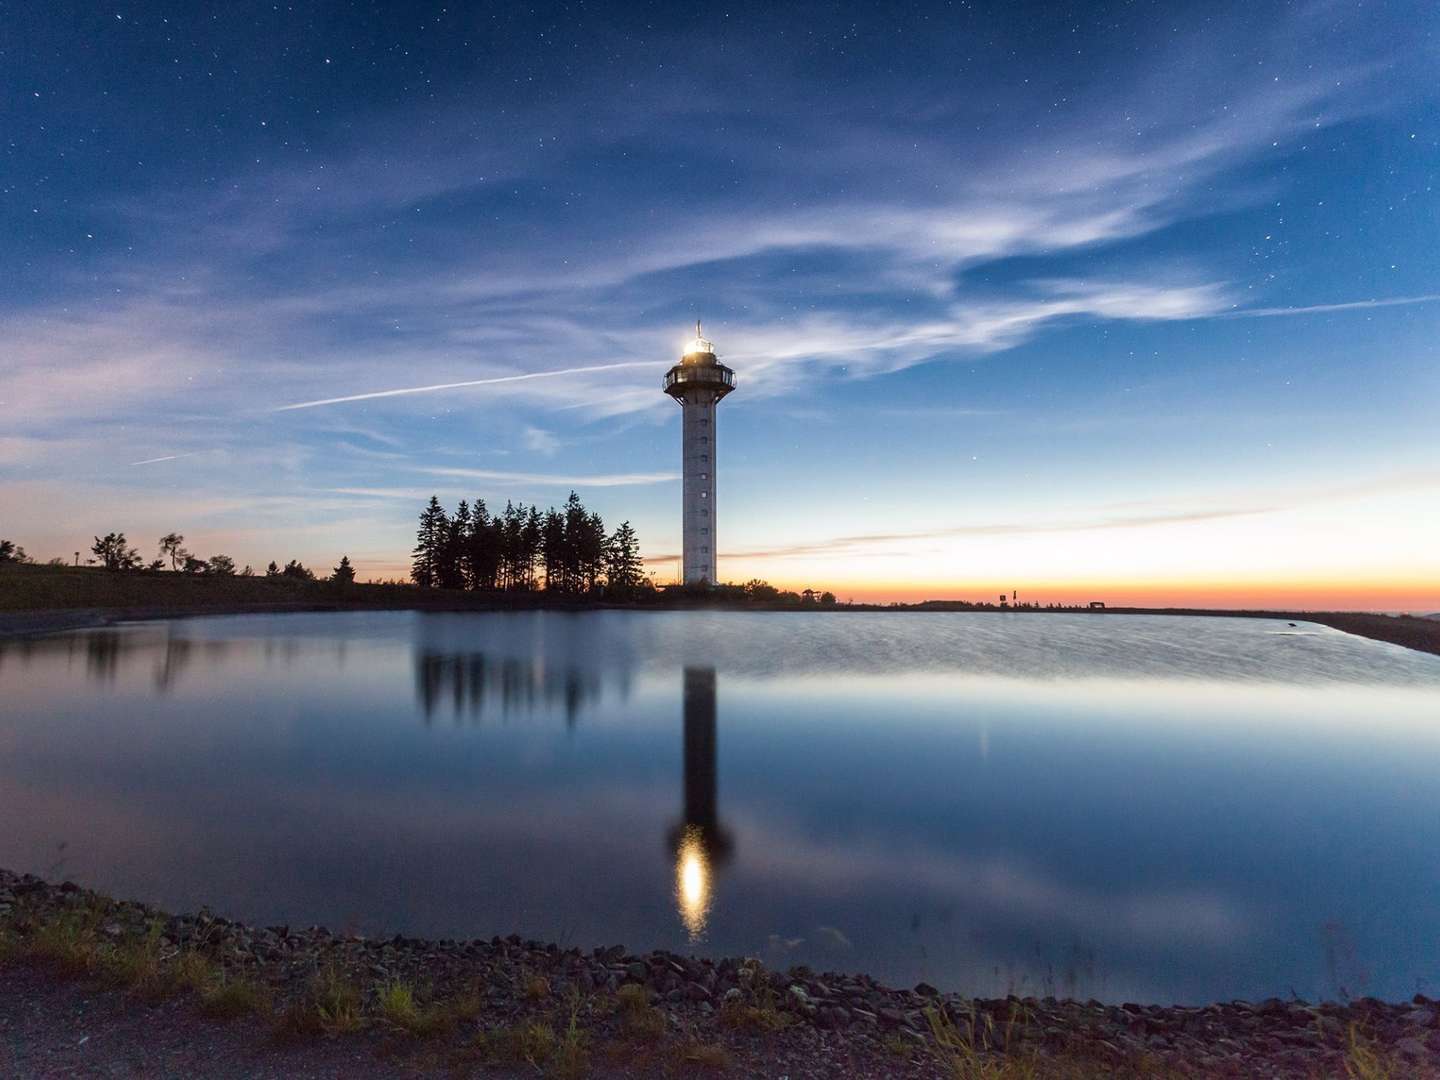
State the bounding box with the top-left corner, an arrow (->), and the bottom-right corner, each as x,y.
605,521 -> 643,595
332,555 -> 356,584
412,495 -> 448,587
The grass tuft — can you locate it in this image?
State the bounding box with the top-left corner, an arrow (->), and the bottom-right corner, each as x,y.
678,1038 -> 732,1070
522,972 -> 551,1000
25,908 -> 104,975
1344,1023 -> 1398,1080
615,982 -> 665,1041
375,980 -> 454,1037
277,964 -> 365,1036
200,972 -> 272,1019
477,1021 -> 558,1068
717,984 -> 794,1033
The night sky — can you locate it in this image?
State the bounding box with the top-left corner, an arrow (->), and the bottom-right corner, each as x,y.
4,1 -> 1438,606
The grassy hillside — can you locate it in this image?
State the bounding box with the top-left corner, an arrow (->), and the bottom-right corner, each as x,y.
0,563 -> 413,613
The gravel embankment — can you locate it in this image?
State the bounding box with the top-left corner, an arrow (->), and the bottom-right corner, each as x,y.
2,870 -> 1437,1078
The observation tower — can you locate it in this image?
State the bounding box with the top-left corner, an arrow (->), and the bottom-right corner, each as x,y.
663,322 -> 736,586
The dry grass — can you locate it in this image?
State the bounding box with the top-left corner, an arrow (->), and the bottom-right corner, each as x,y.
374,980 -> 455,1038
677,1038 -> 732,1070
616,983 -> 666,1041
277,965 -> 365,1036
200,972 -> 272,1019
923,1006 -> 1181,1080
522,972 -> 552,1001
1343,1023 -> 1400,1080
475,1021 -> 558,1068
23,906 -> 104,975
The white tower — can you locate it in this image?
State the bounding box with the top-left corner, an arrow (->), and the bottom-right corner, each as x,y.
663,323 -> 736,585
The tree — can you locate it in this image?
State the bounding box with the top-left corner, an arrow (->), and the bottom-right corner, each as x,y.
92,533 -> 141,571
0,539 -> 28,564
412,496 -> 448,587
266,561 -> 280,578
282,559 -> 315,581
605,521 -> 643,595
332,555 -> 356,584
158,532 -> 189,571
820,591 -> 837,606
743,579 -> 780,602
182,555 -> 209,574
208,554 -> 237,576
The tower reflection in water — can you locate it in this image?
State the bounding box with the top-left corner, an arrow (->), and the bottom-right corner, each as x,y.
668,667 -> 731,940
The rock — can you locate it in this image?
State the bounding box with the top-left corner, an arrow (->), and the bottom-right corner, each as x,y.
914,981 -> 939,998
1403,1007 -> 1436,1027
685,982 -> 712,1002
624,962 -> 648,983
876,1006 -> 906,1027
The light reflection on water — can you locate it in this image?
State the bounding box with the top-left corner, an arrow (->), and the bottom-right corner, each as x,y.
1,610 -> 1438,1005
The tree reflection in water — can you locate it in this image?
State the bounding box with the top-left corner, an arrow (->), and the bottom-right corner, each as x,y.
412,649 -> 604,728
0,629 -> 231,693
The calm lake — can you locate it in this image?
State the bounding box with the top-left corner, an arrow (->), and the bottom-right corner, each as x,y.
2,610 -> 1438,1005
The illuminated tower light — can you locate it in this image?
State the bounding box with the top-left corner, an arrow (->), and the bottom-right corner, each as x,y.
663,322 -> 736,586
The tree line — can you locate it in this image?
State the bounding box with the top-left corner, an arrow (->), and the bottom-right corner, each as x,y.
0,532 -> 354,583
410,492 -> 646,595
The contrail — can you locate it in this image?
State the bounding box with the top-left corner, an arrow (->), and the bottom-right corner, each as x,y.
128,452 -> 200,466
1222,293 -> 1440,319
271,361 -> 656,412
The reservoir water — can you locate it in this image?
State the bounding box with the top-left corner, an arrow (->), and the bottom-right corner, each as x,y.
2,610 -> 1437,1005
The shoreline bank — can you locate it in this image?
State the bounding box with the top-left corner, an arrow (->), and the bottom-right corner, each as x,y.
1,870 -> 1435,1078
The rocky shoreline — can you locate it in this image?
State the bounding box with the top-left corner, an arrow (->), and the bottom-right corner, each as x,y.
2,870 -> 1436,1077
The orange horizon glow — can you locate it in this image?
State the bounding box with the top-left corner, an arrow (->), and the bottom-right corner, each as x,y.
736,574 -> 1440,612
351,563 -> 1437,613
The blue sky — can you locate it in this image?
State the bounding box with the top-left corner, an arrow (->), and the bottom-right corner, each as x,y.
3,1 -> 1438,604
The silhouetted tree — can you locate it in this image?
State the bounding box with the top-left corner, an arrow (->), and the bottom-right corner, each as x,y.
412,495 -> 448,587
332,555 -> 356,584
466,498 -> 499,590
266,561 -> 280,578
158,532 -> 189,571
605,521 -> 643,595
282,559 -> 314,581
182,555 -> 208,574
412,491 -> 640,596
541,508 -> 567,590
0,539 -> 28,564
208,554 -> 237,576
743,579 -> 780,602
92,533 -> 141,571
446,501 -> 472,589
820,591 -> 837,606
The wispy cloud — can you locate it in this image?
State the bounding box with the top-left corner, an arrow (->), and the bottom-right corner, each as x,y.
419,466 -> 678,488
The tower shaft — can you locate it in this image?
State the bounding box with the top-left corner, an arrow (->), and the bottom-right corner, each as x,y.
663,323 -> 735,587
680,394 -> 719,585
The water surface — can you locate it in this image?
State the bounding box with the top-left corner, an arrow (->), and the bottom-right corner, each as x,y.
2,610 -> 1438,1004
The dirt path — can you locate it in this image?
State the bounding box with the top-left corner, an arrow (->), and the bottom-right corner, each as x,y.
0,966 -> 434,1079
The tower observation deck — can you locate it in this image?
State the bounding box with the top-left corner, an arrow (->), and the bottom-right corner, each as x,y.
663,323 -> 735,586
